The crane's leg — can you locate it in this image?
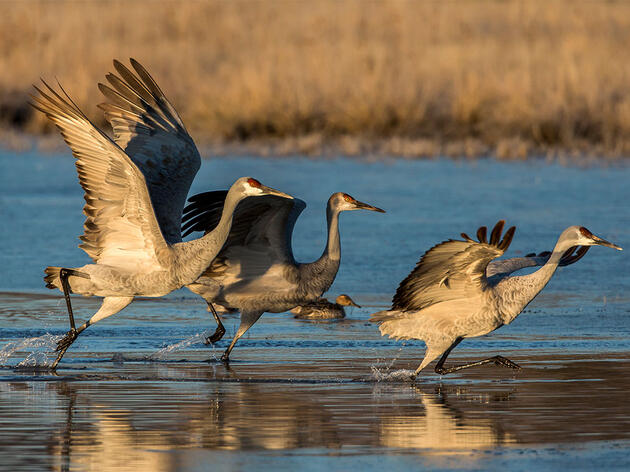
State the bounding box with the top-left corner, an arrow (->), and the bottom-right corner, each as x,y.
52,296 -> 133,370
433,337 -> 520,375
204,302 -> 226,344
59,268 -> 89,332
220,311 -> 263,363
53,268 -> 91,369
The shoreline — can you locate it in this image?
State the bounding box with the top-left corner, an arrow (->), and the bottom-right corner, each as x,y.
1,129 -> 627,164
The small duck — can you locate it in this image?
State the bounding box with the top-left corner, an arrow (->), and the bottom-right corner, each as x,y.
291,294 -> 361,320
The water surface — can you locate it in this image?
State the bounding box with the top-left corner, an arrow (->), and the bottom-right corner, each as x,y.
0,152 -> 628,471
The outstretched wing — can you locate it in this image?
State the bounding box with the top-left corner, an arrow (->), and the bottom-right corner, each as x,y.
182,191 -> 307,281
31,81 -> 169,272
98,58 -> 201,244
486,246 -> 589,278
392,221 -> 515,311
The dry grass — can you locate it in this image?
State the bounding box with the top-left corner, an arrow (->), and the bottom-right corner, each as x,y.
2,0 -> 630,158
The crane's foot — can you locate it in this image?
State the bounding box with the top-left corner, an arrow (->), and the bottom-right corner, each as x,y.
50,329 -> 78,370
493,356 -> 521,370
220,352 -> 230,364
56,329 -> 78,352
434,355 -> 521,375
204,324 -> 226,345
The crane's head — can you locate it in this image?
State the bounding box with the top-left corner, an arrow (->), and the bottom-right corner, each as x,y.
330,192 -> 385,213
336,294 -> 361,308
562,226 -> 622,251
234,177 -> 294,199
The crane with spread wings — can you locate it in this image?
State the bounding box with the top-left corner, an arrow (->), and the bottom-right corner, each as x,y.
371,221 -> 621,378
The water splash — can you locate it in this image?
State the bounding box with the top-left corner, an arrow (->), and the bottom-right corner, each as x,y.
371,367 -> 416,382
0,333 -> 60,367
149,331 -> 214,361
370,346 -> 415,382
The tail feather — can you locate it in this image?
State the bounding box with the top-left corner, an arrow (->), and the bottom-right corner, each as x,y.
44,266 -> 62,290
369,309 -> 404,324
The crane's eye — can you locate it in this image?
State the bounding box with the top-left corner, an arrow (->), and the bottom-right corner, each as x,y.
579,226 -> 593,238
343,194 -> 354,203
247,178 -> 262,188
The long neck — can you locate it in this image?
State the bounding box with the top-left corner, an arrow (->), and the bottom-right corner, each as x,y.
299,204 -> 341,295
320,204 -> 341,262
176,189 -> 243,284
497,238 -> 568,322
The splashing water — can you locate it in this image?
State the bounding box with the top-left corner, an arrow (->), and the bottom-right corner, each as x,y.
149,331 -> 215,361
0,333 -> 61,367
370,346 -> 417,382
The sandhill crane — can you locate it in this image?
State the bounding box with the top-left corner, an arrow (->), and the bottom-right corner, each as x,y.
291,294 -> 361,320
370,221 -> 621,379
32,66 -> 292,369
181,191 -> 385,361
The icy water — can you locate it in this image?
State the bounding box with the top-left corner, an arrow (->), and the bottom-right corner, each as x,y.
0,151 -> 629,471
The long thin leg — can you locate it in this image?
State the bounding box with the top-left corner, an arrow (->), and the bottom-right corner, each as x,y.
53,268 -> 91,370
434,337 -> 520,375
204,302 -> 226,345
51,295 -> 132,371
220,311 -> 263,363
59,268 -> 79,331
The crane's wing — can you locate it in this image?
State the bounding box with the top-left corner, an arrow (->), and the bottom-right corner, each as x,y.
486,246 -> 589,278
31,81 -> 169,272
97,59 -> 201,244
391,221 -> 515,311
182,191 -> 307,281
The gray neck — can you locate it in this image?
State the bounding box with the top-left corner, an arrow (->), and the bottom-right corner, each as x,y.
298,203 -> 341,296
321,204 -> 341,262
175,188 -> 243,284
498,237 -> 569,321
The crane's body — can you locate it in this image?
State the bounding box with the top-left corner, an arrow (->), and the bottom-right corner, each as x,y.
182,192 -> 384,360
371,222 -> 621,378
33,59 -> 292,369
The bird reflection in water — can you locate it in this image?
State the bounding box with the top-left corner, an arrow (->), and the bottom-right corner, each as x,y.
377,384 -> 515,457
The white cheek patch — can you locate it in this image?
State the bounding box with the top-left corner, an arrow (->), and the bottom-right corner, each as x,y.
246,185 -> 264,196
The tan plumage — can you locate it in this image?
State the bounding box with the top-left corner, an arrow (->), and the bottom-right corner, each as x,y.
32,60 -> 293,369
32,82 -> 170,275
371,221 -> 620,378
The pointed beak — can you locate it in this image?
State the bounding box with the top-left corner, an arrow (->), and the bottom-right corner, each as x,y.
260,184 -> 294,199
349,300 -> 361,308
591,234 -> 623,251
353,200 -> 385,213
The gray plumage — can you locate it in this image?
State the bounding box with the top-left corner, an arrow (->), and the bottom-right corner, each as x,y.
291,294 -> 361,320
32,60 -> 292,368
370,221 -> 621,378
182,192 -> 385,360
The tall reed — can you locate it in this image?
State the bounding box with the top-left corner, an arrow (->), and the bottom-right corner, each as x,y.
2,0 -> 630,157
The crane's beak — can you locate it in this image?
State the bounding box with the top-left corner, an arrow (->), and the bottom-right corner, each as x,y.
591,234 -> 622,251
353,199 -> 385,213
260,185 -> 294,199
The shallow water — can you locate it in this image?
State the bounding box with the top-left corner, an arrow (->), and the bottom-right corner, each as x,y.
0,152 -> 629,471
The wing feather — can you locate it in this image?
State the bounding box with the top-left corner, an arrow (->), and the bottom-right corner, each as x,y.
31,81 -> 169,272
182,192 -> 306,281
392,221 -> 515,311
97,58 -> 201,244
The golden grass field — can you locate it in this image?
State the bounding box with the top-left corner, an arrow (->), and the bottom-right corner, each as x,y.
2,0 -> 630,158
